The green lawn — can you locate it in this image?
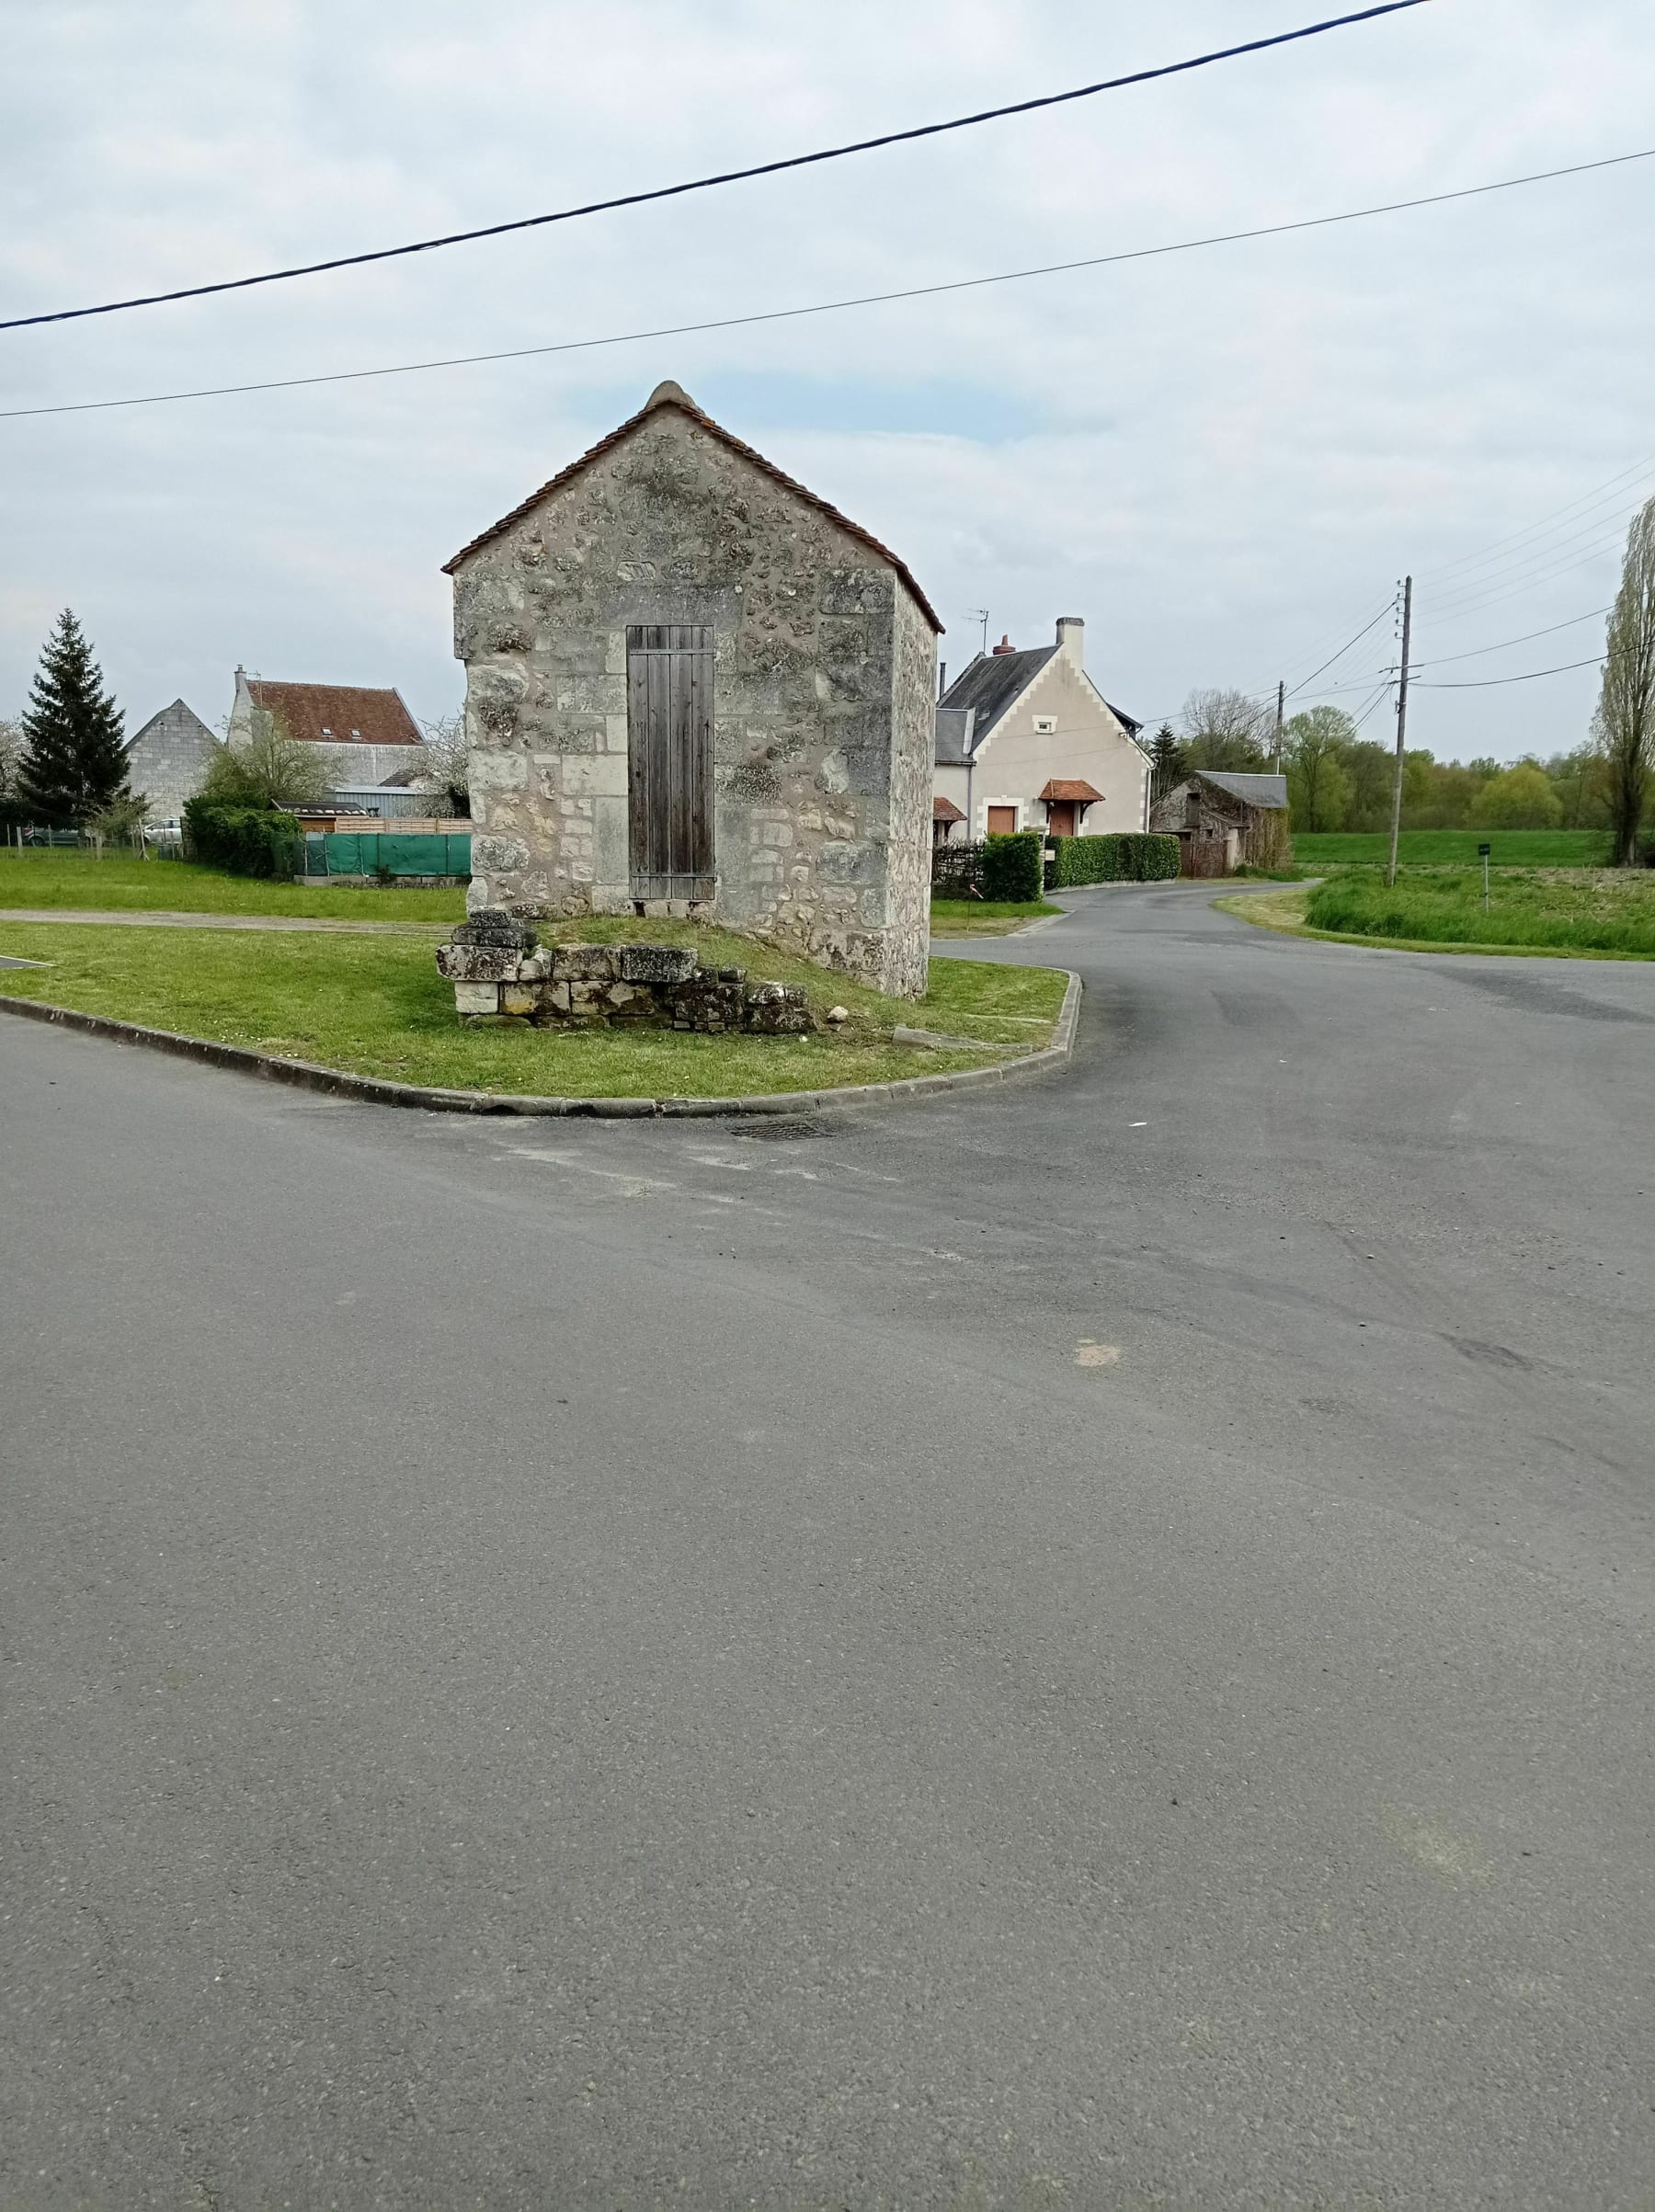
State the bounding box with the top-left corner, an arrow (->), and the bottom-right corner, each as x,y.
0,847 -> 465,922
0,917 -> 1068,1098
930,898 -> 1061,936
1292,828 -> 1611,869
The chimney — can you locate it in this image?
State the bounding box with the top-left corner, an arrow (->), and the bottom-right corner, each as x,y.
938,661 -> 947,699
991,633 -> 1014,656
1056,617 -> 1085,665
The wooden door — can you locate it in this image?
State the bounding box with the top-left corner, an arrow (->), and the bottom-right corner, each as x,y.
986,805 -> 1017,836
626,624 -> 714,901
1046,801 -> 1077,838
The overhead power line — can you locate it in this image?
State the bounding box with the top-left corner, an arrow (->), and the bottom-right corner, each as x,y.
1418,452 -> 1655,584
1284,599 -> 1398,700
0,3 -> 1430,335
7,143 -> 1649,426
1413,652 -> 1613,689
1406,605 -> 1611,667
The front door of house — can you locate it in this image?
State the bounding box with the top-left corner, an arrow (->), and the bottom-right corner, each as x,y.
1046,801 -> 1078,838
626,624 -> 714,902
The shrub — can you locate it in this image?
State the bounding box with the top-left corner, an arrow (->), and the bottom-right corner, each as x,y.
183,799 -> 304,880
931,839 -> 985,898
981,831 -> 1044,903
1045,832 -> 1180,886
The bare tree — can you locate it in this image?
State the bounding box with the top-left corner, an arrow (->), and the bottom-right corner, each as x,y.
419,711 -> 470,817
1596,497 -> 1655,866
199,706 -> 335,808
0,714 -> 24,825
1180,687 -> 1273,772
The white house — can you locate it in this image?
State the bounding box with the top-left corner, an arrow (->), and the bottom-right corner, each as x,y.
932,619 -> 1148,844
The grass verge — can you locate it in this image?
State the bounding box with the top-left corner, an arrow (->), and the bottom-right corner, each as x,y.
0,917 -> 1069,1098
1217,872 -> 1655,962
0,848 -> 465,922
930,898 -> 1062,936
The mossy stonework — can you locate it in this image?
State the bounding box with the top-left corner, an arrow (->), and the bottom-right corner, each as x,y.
444,382 -> 941,998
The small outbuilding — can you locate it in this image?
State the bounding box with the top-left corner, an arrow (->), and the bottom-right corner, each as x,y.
442,380 -> 942,998
1149,770 -> 1291,876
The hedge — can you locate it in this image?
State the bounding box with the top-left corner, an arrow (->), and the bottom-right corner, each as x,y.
1045,832 -> 1181,887
981,831 -> 1045,903
183,800 -> 304,880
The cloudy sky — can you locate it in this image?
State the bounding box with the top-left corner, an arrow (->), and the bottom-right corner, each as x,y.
2,0 -> 1650,762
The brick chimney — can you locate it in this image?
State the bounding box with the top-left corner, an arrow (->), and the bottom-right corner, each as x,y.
1056,617 -> 1085,665
991,633 -> 1014,656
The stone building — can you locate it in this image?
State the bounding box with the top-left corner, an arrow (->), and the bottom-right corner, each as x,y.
442,381 -> 942,998
123,699 -> 219,829
1149,770 -> 1291,875
227,670 -> 426,790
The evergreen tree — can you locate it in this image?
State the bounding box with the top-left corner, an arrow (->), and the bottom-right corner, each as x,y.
18,610 -> 128,826
1149,723 -> 1185,802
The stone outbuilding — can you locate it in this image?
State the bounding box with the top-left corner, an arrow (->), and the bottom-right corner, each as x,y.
442,381 -> 942,998
123,699 -> 218,831
1149,770 -> 1291,875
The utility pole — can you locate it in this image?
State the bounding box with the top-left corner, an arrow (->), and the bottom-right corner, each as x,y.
1273,678 -> 1285,769
1385,575 -> 1413,888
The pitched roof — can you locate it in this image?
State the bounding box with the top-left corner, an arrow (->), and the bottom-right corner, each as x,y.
1195,770 -> 1289,810
246,679 -> 422,749
938,646 -> 1056,745
1039,778 -> 1104,804
125,699 -> 216,755
442,380 -> 943,632
1103,700 -> 1144,736
932,794 -> 965,823
934,705 -> 977,765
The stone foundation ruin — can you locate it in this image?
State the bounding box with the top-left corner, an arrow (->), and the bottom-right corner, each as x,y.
436,911 -> 812,1034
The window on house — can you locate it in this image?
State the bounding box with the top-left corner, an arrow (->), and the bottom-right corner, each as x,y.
1033,716 -> 1056,735
321,726 -> 333,736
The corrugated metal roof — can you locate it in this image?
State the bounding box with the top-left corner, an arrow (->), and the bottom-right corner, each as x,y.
443,381 -> 942,633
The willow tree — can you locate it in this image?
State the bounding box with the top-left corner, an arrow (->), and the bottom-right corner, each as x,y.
1597,498 -> 1655,866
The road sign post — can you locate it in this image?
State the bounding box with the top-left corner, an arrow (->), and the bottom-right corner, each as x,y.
1478,840 -> 1491,911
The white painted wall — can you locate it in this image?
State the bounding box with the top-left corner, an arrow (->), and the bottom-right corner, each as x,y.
935,620 -> 1150,841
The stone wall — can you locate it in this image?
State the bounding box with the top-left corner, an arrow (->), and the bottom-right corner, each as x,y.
451,399 -> 934,997
436,915 -> 812,1032
124,700 -> 218,827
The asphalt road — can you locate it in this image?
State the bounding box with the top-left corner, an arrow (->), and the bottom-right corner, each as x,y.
4,884 -> 1652,2210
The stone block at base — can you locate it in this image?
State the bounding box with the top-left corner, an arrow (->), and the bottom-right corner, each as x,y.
454,982 -> 502,1015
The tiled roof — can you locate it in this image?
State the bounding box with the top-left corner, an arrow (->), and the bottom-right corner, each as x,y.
246,680 -> 422,749
442,380 -> 943,633
1039,778 -> 1105,804
932,794 -> 965,823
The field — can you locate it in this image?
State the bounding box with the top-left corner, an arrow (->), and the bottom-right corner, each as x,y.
0,916 -> 1067,1098
1292,828 -> 1611,869
0,847 -> 465,922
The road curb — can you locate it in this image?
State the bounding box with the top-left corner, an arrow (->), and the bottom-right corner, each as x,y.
0,968 -> 1081,1122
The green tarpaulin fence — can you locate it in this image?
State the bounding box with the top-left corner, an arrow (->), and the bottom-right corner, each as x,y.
304,832 -> 471,878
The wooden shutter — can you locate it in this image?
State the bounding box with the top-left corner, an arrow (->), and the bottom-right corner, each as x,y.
987,805 -> 1017,836
626,625 -> 714,901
